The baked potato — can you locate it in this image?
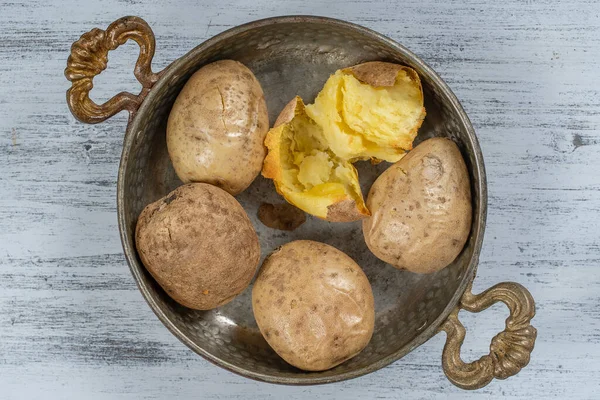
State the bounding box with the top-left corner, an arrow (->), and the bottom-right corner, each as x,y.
262,97 -> 369,222
252,240 -> 375,371
363,137 -> 472,274
167,60 -> 269,195
306,61 -> 426,162
262,62 -> 425,221
135,183 -> 261,309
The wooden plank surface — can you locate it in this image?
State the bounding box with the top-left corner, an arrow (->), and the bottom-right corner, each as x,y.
1,0 -> 599,398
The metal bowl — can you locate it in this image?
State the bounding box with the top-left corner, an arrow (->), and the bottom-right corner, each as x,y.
65,15 -> 536,389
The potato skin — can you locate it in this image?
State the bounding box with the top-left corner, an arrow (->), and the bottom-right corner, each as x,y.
135,183 -> 260,310
167,60 -> 269,195
343,61 -> 421,88
252,240 -> 375,371
363,138 -> 472,274
272,95 -> 299,128
257,202 -> 306,231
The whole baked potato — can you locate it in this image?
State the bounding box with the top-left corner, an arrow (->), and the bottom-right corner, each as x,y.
135,183 -> 261,309
252,240 -> 375,371
167,60 -> 269,195
363,137 -> 472,274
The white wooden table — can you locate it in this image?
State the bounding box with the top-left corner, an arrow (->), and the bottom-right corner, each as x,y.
1,0 -> 598,398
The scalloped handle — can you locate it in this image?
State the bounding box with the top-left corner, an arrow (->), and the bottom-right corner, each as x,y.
440,282 -> 537,390
65,16 -> 160,124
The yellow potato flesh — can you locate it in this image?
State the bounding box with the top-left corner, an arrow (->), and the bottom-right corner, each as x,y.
305,70 -> 423,162
274,107 -> 365,220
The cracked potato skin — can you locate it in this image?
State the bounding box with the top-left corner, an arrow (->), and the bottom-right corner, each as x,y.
135,183 -> 260,310
363,138 -> 472,274
252,240 -> 375,371
167,60 -> 269,195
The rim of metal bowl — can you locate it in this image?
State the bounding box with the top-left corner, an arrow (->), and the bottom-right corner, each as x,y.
117,15 -> 488,385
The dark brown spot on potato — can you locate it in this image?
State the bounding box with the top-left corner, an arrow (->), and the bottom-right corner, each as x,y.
164,193 -> 178,205
421,155 -> 444,183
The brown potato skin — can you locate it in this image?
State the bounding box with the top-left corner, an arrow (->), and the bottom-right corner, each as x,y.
252,240 -> 375,371
363,137 -> 472,274
257,202 -> 306,231
135,183 -> 260,310
343,61 -> 419,87
326,198 -> 368,222
272,96 -> 299,128
167,60 -> 269,195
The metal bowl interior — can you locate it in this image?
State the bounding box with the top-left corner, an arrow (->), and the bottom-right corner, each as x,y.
117,16 -> 486,384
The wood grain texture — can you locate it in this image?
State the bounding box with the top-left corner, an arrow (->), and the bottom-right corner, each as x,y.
1,0 -> 599,398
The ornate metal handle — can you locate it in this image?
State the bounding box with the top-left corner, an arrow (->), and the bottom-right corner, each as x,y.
65,16 -> 160,123
440,282 -> 537,390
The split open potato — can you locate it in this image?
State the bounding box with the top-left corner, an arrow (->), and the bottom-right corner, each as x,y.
262,62 -> 425,221
306,62 -> 426,161
263,97 -> 369,222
